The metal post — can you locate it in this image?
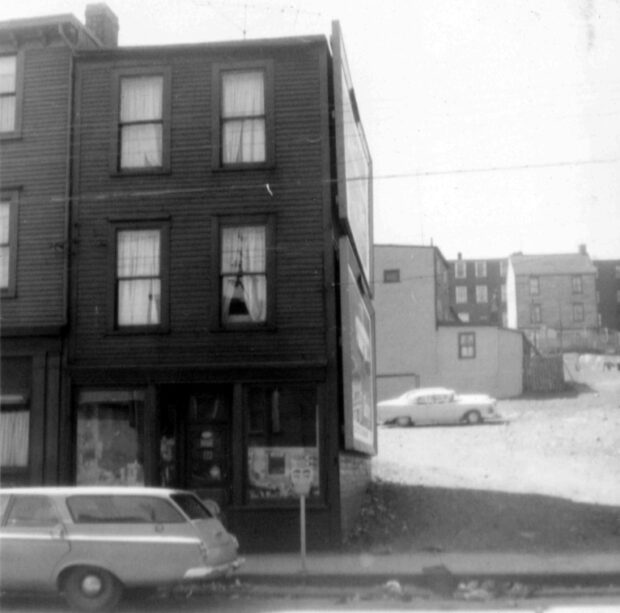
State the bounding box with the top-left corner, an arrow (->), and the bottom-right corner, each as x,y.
300,494 -> 307,573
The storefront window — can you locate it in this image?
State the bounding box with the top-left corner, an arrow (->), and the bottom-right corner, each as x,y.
0,395 -> 29,469
246,385 -> 319,501
76,390 -> 145,486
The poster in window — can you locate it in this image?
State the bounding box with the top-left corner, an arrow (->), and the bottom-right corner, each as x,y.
340,238 -> 376,455
247,446 -> 319,500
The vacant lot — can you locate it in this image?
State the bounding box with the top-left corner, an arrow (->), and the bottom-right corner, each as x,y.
348,354 -> 620,553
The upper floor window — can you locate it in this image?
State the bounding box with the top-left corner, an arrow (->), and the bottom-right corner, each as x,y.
0,55 -> 20,135
572,275 -> 583,294
529,276 -> 540,296
458,332 -> 476,359
214,63 -> 274,168
573,303 -> 584,323
218,216 -> 275,328
111,69 -> 171,174
475,285 -> 488,303
383,269 -> 400,283
455,286 -> 467,304
111,224 -> 169,331
454,261 -> 466,279
0,193 -> 17,297
475,261 -> 487,277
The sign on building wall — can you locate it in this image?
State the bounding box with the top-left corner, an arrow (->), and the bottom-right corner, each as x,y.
332,21 -> 373,294
340,238 -> 376,455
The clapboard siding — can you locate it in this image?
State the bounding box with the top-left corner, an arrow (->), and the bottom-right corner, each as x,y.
1,45 -> 71,326
72,41 -> 332,367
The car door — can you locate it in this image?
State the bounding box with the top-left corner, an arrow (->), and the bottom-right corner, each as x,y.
0,494 -> 71,591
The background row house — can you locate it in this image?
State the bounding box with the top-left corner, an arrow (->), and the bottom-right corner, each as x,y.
0,5 -> 376,551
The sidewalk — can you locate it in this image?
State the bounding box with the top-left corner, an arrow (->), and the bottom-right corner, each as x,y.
239,551 -> 620,586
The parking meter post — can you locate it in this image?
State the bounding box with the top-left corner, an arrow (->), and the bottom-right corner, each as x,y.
300,494 -> 307,574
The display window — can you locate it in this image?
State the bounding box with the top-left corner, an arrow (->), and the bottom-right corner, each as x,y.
75,390 -> 145,486
245,385 -> 319,502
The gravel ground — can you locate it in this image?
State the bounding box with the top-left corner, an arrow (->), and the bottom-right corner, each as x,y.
348,354 -> 620,553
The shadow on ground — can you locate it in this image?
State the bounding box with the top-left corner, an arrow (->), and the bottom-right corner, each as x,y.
345,480 -> 620,554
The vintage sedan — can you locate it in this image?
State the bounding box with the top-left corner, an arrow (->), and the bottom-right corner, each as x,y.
377,386 -> 500,427
0,487 -> 243,611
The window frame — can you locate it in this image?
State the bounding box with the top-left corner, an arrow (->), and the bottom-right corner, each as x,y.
383,269 -> 400,283
454,261 -> 466,279
572,303 -> 584,323
475,285 -> 488,304
571,275 -> 583,294
212,214 -> 276,331
458,332 -> 476,359
475,261 -> 487,278
455,286 -> 467,304
0,190 -> 18,297
107,219 -> 170,334
212,60 -> 275,170
529,276 -> 540,296
0,52 -> 23,139
109,67 -> 172,176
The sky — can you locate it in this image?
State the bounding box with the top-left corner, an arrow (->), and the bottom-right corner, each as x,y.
4,0 -> 620,260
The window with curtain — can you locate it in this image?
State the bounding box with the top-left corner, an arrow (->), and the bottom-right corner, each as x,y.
221,70 -> 265,165
0,55 -> 17,133
0,201 -> 11,289
220,225 -> 267,325
0,396 -> 29,469
458,332 -> 476,359
475,285 -> 488,303
119,75 -> 164,169
455,286 -> 467,304
116,229 -> 161,327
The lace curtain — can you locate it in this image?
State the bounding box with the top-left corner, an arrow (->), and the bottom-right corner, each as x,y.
0,410 -> 29,467
0,201 -> 10,288
222,71 -> 265,164
0,55 -> 16,132
120,76 -> 163,168
117,229 -> 161,326
221,226 -> 266,323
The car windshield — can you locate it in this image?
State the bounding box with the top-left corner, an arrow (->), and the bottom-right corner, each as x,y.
67,495 -> 185,524
171,493 -> 213,520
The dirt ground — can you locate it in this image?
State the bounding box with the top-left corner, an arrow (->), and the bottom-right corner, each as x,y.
346,353 -> 620,553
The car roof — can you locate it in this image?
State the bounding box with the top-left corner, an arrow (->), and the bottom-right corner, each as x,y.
0,486 -> 189,497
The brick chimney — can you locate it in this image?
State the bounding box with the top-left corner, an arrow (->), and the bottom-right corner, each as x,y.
578,244 -> 587,255
85,3 -> 119,47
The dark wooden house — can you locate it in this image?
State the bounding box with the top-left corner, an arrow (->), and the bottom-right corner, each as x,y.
0,7 -> 114,487
63,20 -> 375,550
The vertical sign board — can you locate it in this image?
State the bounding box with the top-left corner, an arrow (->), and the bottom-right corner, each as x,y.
332,21 -> 373,294
340,238 -> 376,455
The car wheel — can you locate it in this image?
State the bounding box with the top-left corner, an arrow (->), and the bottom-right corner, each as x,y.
396,416 -> 413,427
463,410 -> 482,425
61,566 -> 123,612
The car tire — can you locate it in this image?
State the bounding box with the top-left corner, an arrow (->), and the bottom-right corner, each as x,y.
396,416 -> 413,427
463,410 -> 482,425
61,566 -> 123,612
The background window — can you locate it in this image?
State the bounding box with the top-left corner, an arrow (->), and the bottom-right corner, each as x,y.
1,395 -> 29,469
455,286 -> 467,304
531,304 -> 542,323
529,276 -> 540,295
0,55 -> 16,133
0,200 -> 12,290
220,225 -> 267,325
573,303 -> 584,323
475,285 -> 488,303
458,333 -> 476,359
116,229 -> 161,327
475,261 -> 487,277
383,269 -> 400,283
119,75 -> 164,169
221,70 -> 265,164
572,275 -> 583,294
454,261 -> 466,279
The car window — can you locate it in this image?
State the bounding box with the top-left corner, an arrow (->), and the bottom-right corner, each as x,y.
67,495 -> 185,524
416,396 -> 430,405
6,496 -> 60,526
171,493 -> 213,520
